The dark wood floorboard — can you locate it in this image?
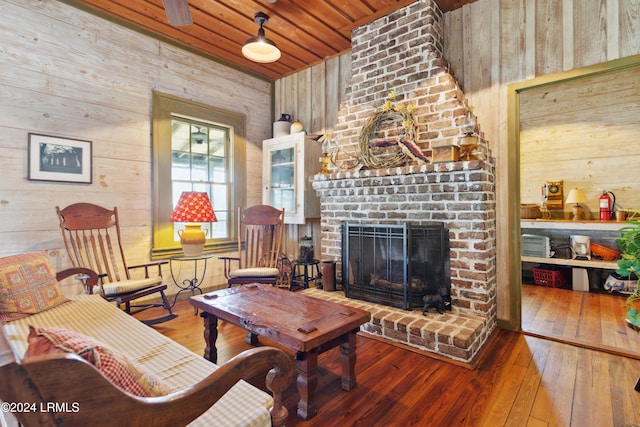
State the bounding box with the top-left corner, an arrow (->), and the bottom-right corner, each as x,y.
136,290 -> 640,426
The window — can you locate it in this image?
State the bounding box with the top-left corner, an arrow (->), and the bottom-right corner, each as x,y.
171,119 -> 230,240
152,92 -> 246,257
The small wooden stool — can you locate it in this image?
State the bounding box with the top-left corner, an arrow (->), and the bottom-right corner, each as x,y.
291,259 -> 321,290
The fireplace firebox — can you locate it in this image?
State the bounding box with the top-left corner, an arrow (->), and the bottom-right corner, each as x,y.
342,222 -> 450,311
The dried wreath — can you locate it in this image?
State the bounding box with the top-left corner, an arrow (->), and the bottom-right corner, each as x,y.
358,91 -> 428,169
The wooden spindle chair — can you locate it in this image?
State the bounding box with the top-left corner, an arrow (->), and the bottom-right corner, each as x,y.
220,205 -> 290,288
56,203 -> 176,323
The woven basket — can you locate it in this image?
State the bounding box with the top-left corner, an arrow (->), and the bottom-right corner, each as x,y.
520,204 -> 542,219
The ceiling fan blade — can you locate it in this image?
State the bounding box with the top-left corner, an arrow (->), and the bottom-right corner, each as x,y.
163,0 -> 193,26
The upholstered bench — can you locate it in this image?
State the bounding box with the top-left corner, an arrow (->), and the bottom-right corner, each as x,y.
0,252 -> 293,427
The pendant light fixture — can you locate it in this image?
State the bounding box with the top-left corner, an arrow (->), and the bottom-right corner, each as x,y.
191,126 -> 207,144
242,12 -> 281,63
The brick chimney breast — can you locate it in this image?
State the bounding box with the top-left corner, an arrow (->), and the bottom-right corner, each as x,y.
312,0 -> 497,329
310,0 -> 498,359
332,0 -> 482,159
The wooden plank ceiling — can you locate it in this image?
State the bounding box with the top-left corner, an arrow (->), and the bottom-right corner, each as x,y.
62,0 -> 476,80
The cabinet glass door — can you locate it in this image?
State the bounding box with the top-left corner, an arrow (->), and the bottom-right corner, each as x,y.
269,146 -> 295,212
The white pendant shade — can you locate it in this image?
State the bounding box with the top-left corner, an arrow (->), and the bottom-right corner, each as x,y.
243,12 -> 280,64
242,38 -> 281,63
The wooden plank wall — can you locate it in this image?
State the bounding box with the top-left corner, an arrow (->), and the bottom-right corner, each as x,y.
273,55 -> 352,258
519,66 -> 640,218
445,0 -> 640,326
0,0 -> 272,294
274,0 -> 640,324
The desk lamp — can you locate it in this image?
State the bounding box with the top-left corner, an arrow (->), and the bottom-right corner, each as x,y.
565,188 -> 587,220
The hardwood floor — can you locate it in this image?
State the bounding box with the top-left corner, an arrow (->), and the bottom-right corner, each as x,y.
522,284 -> 640,359
136,292 -> 640,426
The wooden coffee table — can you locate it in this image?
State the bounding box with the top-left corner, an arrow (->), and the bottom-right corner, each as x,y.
190,283 -> 370,420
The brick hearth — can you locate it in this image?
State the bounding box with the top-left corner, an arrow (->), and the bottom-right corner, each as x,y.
301,288 -> 490,367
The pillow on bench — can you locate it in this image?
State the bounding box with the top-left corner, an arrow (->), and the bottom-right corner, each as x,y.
0,251 -> 68,322
26,325 -> 170,397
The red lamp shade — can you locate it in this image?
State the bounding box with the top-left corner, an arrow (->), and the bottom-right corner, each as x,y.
170,192 -> 217,223
170,192 -> 217,256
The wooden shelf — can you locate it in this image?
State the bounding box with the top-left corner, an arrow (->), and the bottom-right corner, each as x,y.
521,255 -> 618,270
521,220 -> 624,232
521,221 -> 623,291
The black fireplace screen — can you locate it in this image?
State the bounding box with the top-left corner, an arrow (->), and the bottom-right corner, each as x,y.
342,222 -> 450,310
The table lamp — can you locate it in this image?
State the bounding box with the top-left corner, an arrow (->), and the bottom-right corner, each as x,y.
170,192 -> 217,256
565,188 -> 587,220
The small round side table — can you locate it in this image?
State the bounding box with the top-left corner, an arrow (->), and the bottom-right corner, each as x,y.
169,253 -> 214,314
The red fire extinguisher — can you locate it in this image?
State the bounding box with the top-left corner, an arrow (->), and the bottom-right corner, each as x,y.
599,190 -> 615,221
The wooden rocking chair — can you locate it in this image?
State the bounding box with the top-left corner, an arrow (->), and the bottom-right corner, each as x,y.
56,203 -> 176,323
220,205 -> 291,288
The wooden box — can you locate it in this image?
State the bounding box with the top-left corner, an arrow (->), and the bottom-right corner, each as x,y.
431,145 -> 460,163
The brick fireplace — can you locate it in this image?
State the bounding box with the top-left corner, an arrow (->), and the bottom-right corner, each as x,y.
309,0 -> 497,366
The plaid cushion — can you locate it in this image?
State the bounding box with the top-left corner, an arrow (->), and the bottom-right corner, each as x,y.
26,325 -> 170,397
0,252 -> 68,322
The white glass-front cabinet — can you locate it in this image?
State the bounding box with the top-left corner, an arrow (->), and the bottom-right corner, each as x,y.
263,132 -> 321,224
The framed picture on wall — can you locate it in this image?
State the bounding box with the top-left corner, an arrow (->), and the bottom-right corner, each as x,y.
28,133 -> 92,184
